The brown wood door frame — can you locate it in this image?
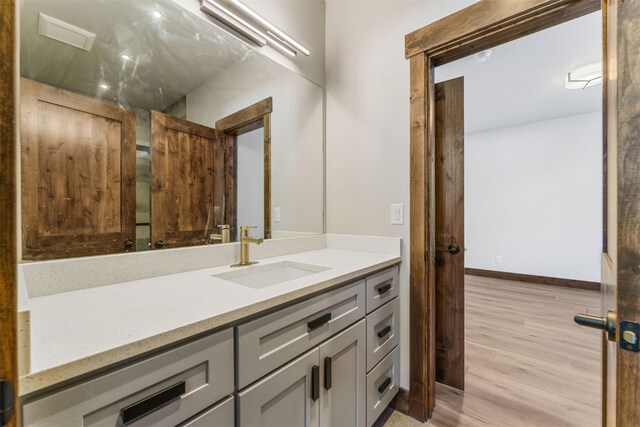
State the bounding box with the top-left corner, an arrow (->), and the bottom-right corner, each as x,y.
0,0 -> 18,424
405,0 -> 603,422
216,97 -> 273,239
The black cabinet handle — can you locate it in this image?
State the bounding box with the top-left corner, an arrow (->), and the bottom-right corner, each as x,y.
377,282 -> 392,295
378,377 -> 392,394
377,326 -> 392,339
311,365 -> 320,401
307,313 -> 331,332
121,381 -> 185,425
324,356 -> 332,390
155,240 -> 166,249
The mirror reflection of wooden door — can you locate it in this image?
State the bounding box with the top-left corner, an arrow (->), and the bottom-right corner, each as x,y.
434,77 -> 465,391
20,78 -> 137,260
150,111 -> 235,249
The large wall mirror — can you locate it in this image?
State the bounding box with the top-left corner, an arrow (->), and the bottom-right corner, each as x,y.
19,0 -> 324,260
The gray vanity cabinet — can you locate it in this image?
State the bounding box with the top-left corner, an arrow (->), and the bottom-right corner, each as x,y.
237,348 -> 321,426
238,320 -> 366,427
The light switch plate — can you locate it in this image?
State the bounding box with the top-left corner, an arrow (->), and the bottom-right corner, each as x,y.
273,207 -> 281,222
390,204 -> 404,225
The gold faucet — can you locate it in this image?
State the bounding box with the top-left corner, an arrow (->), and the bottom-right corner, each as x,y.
232,226 -> 263,267
210,225 -> 231,244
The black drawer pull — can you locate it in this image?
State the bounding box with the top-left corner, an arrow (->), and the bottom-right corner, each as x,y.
311,365 -> 320,401
377,282 -> 392,295
378,377 -> 392,394
377,326 -> 392,339
324,356 -> 332,390
121,381 -> 185,425
307,312 -> 331,332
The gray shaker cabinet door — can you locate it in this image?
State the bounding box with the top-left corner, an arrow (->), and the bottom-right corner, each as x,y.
318,320 -> 366,427
238,348 -> 320,427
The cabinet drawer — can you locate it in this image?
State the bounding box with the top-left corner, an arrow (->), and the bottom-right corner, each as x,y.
178,396 -> 234,427
237,280 -> 365,389
366,267 -> 399,314
23,329 -> 234,427
366,346 -> 399,427
366,298 -> 399,372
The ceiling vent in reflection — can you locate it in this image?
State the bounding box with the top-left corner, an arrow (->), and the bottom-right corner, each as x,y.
38,13 -> 96,52
200,0 -> 309,57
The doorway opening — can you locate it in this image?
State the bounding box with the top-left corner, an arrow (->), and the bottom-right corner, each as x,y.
399,0 -> 640,424
216,97 -> 273,240
425,10 -> 605,425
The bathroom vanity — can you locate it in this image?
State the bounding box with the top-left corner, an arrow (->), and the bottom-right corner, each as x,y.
19,235 -> 401,426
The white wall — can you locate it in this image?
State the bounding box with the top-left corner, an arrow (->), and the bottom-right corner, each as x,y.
237,128 -> 265,239
325,0 -> 478,390
465,112 -> 602,282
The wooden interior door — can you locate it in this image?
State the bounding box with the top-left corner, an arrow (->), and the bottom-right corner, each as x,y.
150,111 -> 235,249
20,78 -> 136,260
599,0 -> 640,424
434,77 -> 465,391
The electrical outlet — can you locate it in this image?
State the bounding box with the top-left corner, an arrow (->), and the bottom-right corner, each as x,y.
273,207 -> 281,222
496,255 -> 502,264
391,204 -> 404,225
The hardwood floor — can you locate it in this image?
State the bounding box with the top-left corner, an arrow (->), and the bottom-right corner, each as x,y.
386,275 -> 602,426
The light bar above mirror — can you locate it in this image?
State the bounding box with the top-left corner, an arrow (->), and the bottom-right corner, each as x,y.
200,0 -> 309,57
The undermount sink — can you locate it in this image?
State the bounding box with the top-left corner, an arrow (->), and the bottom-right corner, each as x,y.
213,261 -> 331,289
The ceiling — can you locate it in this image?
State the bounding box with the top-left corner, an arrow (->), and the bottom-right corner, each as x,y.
435,11 -> 602,134
20,0 -> 260,111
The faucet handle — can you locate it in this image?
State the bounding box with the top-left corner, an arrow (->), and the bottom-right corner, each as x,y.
218,224 -> 230,230
240,225 -> 258,235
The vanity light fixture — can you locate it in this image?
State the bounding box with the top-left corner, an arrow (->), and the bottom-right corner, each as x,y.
201,0 -> 267,46
200,0 -> 307,57
565,62 -> 602,90
229,0 -> 310,56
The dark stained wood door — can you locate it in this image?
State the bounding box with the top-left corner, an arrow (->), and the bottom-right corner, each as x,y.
150,111 -> 235,249
600,0 -> 640,425
20,78 -> 136,260
434,77 -> 465,391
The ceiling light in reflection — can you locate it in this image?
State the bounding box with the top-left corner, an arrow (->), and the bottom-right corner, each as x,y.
121,54 -> 131,61
99,83 -> 109,90
152,10 -> 162,18
474,49 -> 492,62
565,62 -> 602,90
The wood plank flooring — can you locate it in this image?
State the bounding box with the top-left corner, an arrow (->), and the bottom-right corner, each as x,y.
385,275 -> 602,427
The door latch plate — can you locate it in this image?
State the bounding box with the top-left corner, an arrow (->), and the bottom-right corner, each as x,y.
619,320 -> 639,352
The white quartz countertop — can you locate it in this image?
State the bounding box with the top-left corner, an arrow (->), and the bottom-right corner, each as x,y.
21,246 -> 400,396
